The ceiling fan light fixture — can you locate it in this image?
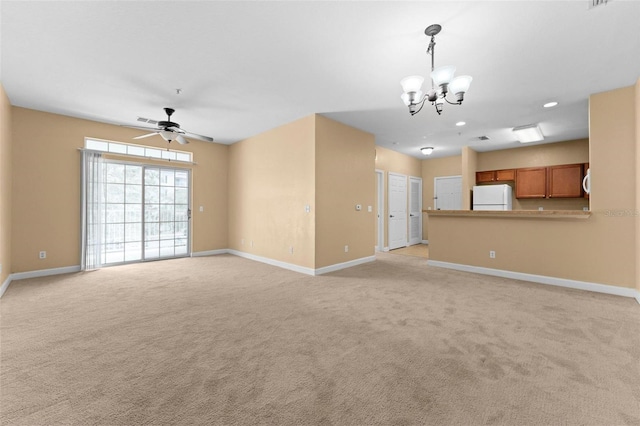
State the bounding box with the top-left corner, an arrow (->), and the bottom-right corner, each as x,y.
513,124 -> 544,143
160,130 -> 175,142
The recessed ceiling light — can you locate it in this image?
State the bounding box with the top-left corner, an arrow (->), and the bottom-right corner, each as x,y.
543,101 -> 558,108
456,121 -> 466,126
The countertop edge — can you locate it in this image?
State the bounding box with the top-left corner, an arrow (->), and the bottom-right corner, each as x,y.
423,210 -> 591,219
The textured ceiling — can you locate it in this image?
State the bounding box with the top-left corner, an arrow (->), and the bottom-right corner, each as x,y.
2,1 -> 639,158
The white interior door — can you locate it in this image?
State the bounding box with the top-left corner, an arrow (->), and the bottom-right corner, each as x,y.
388,173 -> 408,250
434,176 -> 462,210
409,176 -> 422,245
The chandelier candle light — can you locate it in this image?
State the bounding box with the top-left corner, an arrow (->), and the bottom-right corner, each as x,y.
401,24 -> 472,116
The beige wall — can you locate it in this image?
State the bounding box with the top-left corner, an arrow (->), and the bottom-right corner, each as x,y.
228,115 -> 316,268
421,155 -> 462,240
636,78 -> 640,294
0,84 -> 12,285
461,147 -> 478,210
228,114 -> 375,269
429,85 -> 637,289
315,115 -> 375,267
476,138 -> 589,171
11,107 -> 228,273
373,146 -> 421,248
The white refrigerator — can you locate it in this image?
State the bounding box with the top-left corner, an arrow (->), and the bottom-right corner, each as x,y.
472,184 -> 513,211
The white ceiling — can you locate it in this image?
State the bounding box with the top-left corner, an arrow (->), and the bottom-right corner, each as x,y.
2,1 -> 639,159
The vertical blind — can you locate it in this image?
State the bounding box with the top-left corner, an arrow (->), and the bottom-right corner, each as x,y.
80,150 -> 104,270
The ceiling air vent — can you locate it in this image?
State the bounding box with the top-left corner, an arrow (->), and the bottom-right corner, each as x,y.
137,117 -> 158,125
477,136 -> 490,141
588,0 -> 611,9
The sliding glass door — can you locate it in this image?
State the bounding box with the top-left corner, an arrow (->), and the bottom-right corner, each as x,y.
143,167 -> 190,260
99,160 -> 190,266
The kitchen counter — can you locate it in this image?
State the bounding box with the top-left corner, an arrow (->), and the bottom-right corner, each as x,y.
423,209 -> 591,219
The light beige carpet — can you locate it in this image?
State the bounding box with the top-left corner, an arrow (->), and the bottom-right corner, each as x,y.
389,244 -> 429,258
1,253 -> 639,425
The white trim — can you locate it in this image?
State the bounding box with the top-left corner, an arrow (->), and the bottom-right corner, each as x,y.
10,265 -> 81,281
422,240 -> 429,245
635,290 -> 640,305
228,250 -> 316,275
409,176 -> 423,245
0,275 -> 11,298
375,169 -> 385,251
383,246 -> 390,252
191,249 -> 229,257
428,260 -> 639,300
228,250 -> 375,276
314,255 -> 376,275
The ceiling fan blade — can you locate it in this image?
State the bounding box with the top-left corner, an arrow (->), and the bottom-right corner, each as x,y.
176,135 -> 189,145
133,132 -> 160,140
121,124 -> 160,132
183,130 -> 214,142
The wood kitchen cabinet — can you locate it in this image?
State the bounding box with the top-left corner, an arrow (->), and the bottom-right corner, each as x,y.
516,167 -> 547,198
548,164 -> 584,198
515,164 -> 584,198
476,169 -> 515,183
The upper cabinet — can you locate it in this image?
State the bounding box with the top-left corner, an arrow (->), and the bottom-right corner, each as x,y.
515,164 -> 584,199
548,164 -> 584,198
476,169 -> 515,183
515,167 -> 547,198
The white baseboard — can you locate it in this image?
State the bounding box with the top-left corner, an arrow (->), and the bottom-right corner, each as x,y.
228,250 -> 375,276
383,247 -> 390,252
314,255 -> 376,275
1,266 -> 82,298
11,265 -> 81,281
191,249 -> 229,257
422,240 -> 429,245
227,250 -> 316,275
0,275 -> 11,298
635,290 -> 640,305
428,260 -> 639,300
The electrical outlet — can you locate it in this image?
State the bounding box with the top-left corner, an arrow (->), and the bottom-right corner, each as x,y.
250,240 -> 254,247
367,205 -> 372,212
489,250 -> 496,259
344,245 -> 349,253
199,206 -> 204,212
39,251 -> 47,259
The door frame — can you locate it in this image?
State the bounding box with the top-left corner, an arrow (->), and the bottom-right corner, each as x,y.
409,176 -> 422,245
375,169 -> 385,252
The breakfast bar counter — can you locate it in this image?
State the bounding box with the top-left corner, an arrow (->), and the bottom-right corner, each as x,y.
423,209 -> 591,219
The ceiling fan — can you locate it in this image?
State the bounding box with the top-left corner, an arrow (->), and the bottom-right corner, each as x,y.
124,107 -> 214,144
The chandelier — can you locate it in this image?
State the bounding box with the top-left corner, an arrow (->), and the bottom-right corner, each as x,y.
400,24 -> 472,116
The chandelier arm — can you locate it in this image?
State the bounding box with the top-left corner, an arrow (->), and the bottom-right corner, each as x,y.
443,96 -> 461,106
410,97 -> 429,116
